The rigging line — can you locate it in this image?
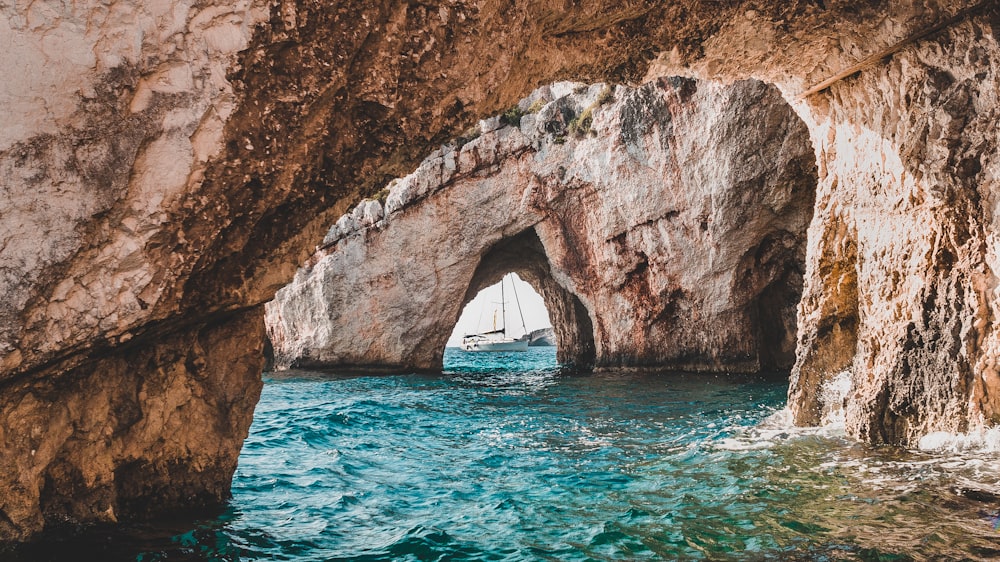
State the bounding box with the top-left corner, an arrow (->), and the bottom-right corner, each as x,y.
500,275 -> 506,336
510,274 -> 528,336
799,0 -> 992,99
473,293 -> 485,337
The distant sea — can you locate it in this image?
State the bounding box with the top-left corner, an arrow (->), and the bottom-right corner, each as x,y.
9,346 -> 1000,560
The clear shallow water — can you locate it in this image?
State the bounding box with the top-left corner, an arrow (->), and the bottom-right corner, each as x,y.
9,347 -> 1000,560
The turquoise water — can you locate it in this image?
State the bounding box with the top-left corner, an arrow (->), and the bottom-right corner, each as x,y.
9,347 -> 1000,560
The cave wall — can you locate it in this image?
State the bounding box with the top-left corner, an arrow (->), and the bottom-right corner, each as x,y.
1,0 -> 997,541
0,308 -> 263,541
265,79 -> 817,373
788,9 -> 1000,444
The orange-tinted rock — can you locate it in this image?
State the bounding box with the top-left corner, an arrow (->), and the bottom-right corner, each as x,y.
266,79 -> 817,373
0,0 -> 997,542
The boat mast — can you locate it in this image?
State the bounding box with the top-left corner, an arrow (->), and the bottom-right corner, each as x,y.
500,274 -> 506,336
510,274 -> 528,337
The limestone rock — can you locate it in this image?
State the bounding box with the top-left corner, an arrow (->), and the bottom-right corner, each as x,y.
266,79 -> 818,373
0,308 -> 264,541
788,9 -> 1000,444
361,200 -> 384,227
1,0 -> 997,542
527,327 -> 557,347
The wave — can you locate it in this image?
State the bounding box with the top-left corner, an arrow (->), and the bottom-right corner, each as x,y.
818,369 -> 851,426
917,426 -> 1000,454
713,371 -> 852,451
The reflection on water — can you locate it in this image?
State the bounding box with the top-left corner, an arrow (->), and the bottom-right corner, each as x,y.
7,346 -> 1000,561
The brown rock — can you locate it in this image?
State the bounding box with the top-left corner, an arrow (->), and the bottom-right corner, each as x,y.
0,308 -> 263,541
789,7 -> 1000,444
0,0 -> 997,541
266,79 -> 817,373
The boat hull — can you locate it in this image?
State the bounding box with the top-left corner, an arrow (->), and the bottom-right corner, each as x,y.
460,339 -> 530,352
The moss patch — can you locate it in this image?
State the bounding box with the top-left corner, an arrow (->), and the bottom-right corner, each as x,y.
568,107 -> 594,137
500,106 -> 525,127
568,85 -> 614,137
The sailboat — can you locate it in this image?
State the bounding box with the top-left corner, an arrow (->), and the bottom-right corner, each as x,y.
461,273 -> 531,352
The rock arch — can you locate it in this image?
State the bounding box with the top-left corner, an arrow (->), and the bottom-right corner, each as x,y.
265,79 -> 818,374
456,229 -> 597,367
2,0 -> 998,542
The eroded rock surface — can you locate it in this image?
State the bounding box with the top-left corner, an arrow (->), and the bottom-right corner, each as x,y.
788,7 -> 1000,444
1,0 -> 998,542
266,79 -> 817,373
0,310 -> 264,541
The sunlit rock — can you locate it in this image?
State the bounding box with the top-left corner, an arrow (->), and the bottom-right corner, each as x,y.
266,78 -> 818,374
1,0 -> 998,542
788,11 -> 1000,444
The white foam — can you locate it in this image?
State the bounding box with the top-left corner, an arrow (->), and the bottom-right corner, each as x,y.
917,426 -> 1000,453
759,407 -> 795,430
707,372 -> 858,453
714,437 -> 776,451
711,405 -> 848,452
819,370 -> 852,427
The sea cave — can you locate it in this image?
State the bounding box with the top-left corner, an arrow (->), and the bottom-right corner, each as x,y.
2,0 -> 1000,558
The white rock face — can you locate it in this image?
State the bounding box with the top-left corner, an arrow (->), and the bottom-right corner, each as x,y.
266,79 -> 817,373
0,0 -> 269,373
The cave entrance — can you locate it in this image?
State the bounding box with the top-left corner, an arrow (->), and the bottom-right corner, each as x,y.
448,228 -> 596,368
447,272 -> 550,349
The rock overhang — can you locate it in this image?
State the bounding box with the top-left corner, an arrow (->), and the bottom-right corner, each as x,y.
1,0 -> 998,542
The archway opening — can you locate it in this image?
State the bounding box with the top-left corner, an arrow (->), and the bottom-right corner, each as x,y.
448,228 -> 596,368
443,272 -> 558,370
447,272 -> 552,348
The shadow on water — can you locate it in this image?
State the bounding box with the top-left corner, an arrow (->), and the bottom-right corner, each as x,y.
1,509 -> 241,562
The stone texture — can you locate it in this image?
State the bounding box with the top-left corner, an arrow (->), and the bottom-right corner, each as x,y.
527,327 -> 556,347
0,308 -> 264,541
265,79 -> 817,373
0,0 -> 997,542
788,8 -> 1000,444
0,0 -> 271,375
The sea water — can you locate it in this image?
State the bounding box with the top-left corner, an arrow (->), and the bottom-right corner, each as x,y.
9,347 -> 1000,560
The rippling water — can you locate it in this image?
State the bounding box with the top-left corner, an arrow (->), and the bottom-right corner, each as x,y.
10,347 -> 1000,560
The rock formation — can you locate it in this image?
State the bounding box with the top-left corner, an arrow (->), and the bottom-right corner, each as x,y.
0,0 -> 998,542
527,328 -> 556,347
786,6 -> 1000,444
265,80 -> 817,373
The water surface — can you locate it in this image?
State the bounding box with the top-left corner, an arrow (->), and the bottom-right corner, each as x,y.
10,347 -> 1000,560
